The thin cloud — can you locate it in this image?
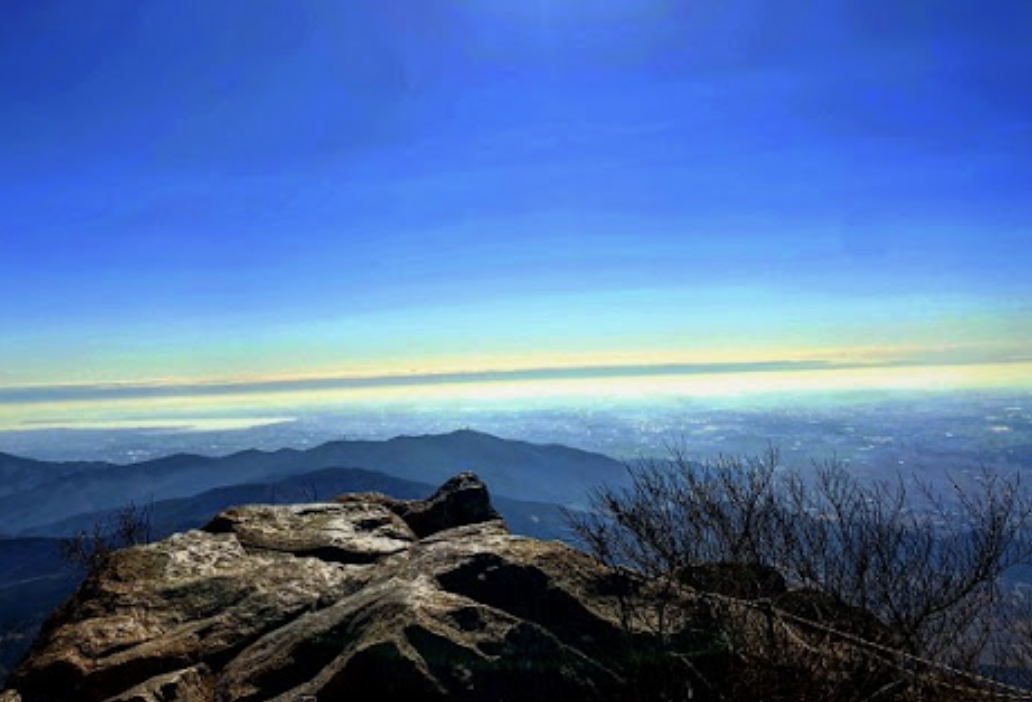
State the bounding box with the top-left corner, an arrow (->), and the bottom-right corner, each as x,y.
0,358 -> 944,405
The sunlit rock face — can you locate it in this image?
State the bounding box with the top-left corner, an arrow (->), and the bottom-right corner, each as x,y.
3,474 -> 691,702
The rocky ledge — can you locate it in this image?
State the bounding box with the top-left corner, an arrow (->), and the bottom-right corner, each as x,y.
2,474 -> 721,702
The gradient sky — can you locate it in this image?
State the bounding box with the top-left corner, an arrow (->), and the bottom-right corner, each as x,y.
2,0 -> 1031,396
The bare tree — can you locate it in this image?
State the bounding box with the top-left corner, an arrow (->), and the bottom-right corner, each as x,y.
568,448 -> 1032,694
59,500 -> 154,575
774,462 -> 1032,665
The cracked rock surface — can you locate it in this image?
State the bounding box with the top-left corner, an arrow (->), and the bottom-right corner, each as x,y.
2,473 -> 677,702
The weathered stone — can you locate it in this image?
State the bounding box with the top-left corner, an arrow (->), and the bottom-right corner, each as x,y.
205,501 -> 415,564
338,472 -> 503,539
389,472 -> 503,538
101,665 -> 211,702
678,561 -> 787,601
774,588 -> 895,645
4,474 -> 898,702
8,530 -> 364,702
4,475 -> 669,702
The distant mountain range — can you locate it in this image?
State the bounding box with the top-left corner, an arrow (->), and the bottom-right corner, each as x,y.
22,466 -> 575,545
0,429 -> 625,534
0,430 -> 627,683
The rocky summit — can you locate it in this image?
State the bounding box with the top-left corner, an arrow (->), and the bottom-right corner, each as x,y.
1,474 -> 712,702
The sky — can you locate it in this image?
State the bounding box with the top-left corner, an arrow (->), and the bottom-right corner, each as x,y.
1,0 -> 1031,424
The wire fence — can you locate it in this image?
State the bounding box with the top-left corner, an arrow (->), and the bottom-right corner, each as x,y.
689,587 -> 1032,700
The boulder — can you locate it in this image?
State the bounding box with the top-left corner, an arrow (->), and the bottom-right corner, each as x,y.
677,561 -> 787,601
205,501 -> 416,564
336,471 -> 503,538
4,473 -> 901,701
774,588 -> 896,645
3,474 -> 698,702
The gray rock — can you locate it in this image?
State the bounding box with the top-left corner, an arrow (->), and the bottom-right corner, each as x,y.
5,474 -> 687,702
102,665 -> 211,702
337,471 -> 503,539
205,501 -> 416,564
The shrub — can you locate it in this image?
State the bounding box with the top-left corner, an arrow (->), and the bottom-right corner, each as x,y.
568,447 -> 1032,696
58,500 -> 153,575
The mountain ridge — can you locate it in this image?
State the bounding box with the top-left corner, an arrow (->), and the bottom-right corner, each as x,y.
2,472 -> 950,702
0,462 -> 575,690
22,466 -> 574,543
0,430 -> 625,533
0,474 -> 695,701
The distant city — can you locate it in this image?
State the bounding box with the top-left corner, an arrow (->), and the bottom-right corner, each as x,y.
3,389 -> 1028,493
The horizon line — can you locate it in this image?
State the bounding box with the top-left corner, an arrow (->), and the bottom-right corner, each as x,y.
1,357 -> 1026,405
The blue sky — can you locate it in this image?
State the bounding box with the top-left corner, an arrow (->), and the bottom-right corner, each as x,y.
1,0 -> 1030,393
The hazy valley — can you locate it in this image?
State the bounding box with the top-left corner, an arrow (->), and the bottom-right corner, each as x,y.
2,390 -> 1031,689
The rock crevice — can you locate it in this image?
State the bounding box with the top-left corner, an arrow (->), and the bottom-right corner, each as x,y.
3,473 -> 684,702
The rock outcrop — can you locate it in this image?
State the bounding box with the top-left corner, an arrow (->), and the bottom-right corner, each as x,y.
3,472 -> 920,702
2,474 -> 707,702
